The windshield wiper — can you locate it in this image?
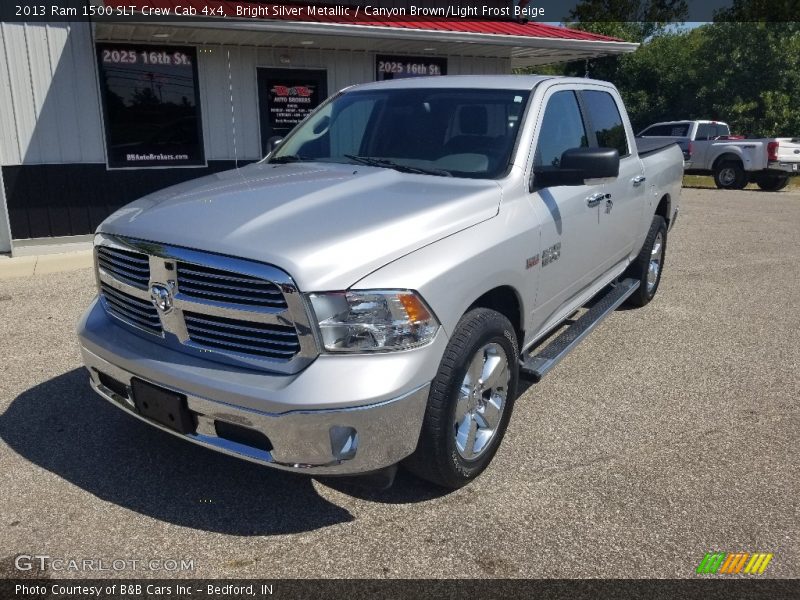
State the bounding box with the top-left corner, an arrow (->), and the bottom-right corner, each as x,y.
269,154 -> 307,164
344,155 -> 452,177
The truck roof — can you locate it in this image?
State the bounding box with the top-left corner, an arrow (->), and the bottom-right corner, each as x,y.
350,75 -> 614,92
647,120 -> 729,126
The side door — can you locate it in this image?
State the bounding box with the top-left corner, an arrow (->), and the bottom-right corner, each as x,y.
691,122 -> 714,167
579,88 -> 645,262
527,88 -> 608,329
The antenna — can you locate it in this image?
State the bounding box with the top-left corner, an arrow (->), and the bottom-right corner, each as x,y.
226,48 -> 239,169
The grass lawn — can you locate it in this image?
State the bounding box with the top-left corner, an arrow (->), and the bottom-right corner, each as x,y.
683,174 -> 800,190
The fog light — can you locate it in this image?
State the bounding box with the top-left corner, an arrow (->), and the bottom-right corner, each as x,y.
329,426 -> 358,461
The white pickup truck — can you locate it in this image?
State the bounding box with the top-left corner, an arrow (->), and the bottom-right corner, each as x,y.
78,76 -> 683,488
638,119 -> 800,191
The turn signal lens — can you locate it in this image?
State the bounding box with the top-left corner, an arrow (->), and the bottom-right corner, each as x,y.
397,293 -> 432,324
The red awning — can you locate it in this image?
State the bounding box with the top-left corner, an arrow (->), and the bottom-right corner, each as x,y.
102,1 -> 621,43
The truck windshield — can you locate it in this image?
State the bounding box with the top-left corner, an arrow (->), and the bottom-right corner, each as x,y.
269,88 -> 530,179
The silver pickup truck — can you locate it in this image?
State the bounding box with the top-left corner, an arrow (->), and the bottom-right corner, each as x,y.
78,76 -> 683,488
639,119 -> 800,191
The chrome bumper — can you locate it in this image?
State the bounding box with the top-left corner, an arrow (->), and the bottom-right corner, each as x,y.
83,346 -> 430,474
767,161 -> 800,174
78,297 -> 441,475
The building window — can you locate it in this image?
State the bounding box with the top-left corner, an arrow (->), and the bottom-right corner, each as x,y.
376,55 -> 447,80
96,43 -> 204,168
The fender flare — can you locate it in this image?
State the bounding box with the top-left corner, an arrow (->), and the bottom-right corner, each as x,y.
711,150 -> 744,171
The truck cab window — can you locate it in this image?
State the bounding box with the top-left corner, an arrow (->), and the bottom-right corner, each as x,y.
582,90 -> 629,157
640,123 -> 691,137
696,123 -> 713,140
534,91 -> 588,168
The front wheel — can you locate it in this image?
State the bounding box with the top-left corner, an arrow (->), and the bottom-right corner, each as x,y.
624,215 -> 667,308
403,308 -> 519,489
755,173 -> 789,191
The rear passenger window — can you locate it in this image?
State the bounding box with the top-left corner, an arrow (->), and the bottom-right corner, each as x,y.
582,90 -> 629,157
696,123 -> 713,140
534,91 -> 588,168
640,124 -> 690,136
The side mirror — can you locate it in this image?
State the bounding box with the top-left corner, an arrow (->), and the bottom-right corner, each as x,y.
312,115 -> 331,135
532,147 -> 620,189
266,136 -> 283,154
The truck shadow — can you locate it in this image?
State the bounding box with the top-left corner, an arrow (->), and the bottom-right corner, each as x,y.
0,369 -> 370,536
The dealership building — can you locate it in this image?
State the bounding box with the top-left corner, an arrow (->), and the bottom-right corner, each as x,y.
0,2 -> 637,254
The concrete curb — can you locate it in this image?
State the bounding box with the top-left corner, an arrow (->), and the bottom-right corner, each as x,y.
0,249 -> 93,279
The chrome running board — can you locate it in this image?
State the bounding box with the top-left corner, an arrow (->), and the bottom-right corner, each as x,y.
520,278 -> 640,382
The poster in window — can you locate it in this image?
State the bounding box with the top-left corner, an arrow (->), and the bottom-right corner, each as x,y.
96,43 -> 204,168
376,55 -> 447,81
265,78 -> 324,134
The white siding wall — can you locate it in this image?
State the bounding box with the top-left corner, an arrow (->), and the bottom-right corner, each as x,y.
0,21 -> 106,166
0,24 -> 512,166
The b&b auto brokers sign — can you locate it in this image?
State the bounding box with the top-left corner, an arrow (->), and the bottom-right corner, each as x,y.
267,82 -> 320,132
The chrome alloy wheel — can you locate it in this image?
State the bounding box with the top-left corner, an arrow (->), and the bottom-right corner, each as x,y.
719,167 -> 736,187
647,230 -> 664,294
453,342 -> 510,460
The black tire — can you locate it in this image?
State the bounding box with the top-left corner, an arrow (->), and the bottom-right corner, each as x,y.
755,173 -> 790,191
403,308 -> 519,489
624,215 -> 667,308
713,160 -> 748,190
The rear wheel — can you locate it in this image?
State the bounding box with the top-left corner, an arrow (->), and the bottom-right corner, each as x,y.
755,173 -> 789,191
624,215 -> 667,308
714,161 -> 747,190
403,308 -> 519,489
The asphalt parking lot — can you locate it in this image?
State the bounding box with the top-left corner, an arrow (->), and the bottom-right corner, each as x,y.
1,188 -> 798,579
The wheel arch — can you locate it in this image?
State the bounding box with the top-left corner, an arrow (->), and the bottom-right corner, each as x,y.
712,151 -> 744,171
655,193 -> 671,228
468,285 -> 524,348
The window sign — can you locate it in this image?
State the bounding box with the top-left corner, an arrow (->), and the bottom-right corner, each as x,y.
256,68 -> 328,155
266,80 -> 323,132
96,43 -> 204,168
376,55 -> 447,80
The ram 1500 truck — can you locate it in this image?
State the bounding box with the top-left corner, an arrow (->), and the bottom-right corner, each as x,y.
638,119 -> 800,191
78,76 -> 683,488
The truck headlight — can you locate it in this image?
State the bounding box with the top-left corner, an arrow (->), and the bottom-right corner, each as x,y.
308,290 -> 439,352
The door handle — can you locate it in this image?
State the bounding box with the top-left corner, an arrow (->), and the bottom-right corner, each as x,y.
586,192 -> 610,208
632,175 -> 646,187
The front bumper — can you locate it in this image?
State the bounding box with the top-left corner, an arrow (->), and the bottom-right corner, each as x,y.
78,298 -> 443,475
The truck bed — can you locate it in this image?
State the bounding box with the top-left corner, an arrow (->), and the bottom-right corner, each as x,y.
636,137 -> 680,158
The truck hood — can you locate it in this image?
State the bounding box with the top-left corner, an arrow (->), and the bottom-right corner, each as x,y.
99,161 -> 502,290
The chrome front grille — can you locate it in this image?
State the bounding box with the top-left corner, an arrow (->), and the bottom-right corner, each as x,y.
97,245 -> 150,290
100,282 -> 162,335
184,312 -> 300,360
176,262 -> 287,309
93,235 -> 318,373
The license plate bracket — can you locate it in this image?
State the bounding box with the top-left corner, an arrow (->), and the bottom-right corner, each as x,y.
131,378 -> 196,434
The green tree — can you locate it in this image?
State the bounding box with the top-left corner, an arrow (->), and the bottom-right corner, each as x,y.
522,6 -> 800,137
694,22 -> 800,136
